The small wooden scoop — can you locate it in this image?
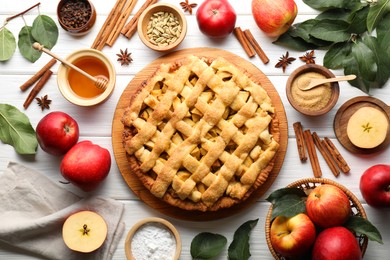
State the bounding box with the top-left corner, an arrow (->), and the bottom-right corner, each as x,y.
298,74 -> 356,91
33,42 -> 108,90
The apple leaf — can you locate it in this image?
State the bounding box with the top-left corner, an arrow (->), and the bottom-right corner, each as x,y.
190,232 -> 227,259
266,187 -> 307,204
324,42 -> 352,69
18,26 -> 42,63
0,104 -> 38,154
266,187 -> 307,220
345,216 -> 383,244
309,19 -> 351,43
228,219 -> 258,260
31,15 -> 58,50
0,27 -> 16,61
303,0 -> 362,10
366,0 -> 390,32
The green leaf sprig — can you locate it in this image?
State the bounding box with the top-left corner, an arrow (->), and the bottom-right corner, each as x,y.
0,104 -> 38,154
0,2 -> 58,62
274,0 -> 390,93
266,187 -> 383,244
190,219 -> 258,260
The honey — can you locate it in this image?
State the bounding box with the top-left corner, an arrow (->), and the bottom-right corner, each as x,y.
68,56 -> 109,98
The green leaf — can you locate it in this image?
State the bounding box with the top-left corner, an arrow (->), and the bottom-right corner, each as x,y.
347,6 -> 369,34
31,15 -> 58,50
18,26 -> 42,63
351,39 -> 377,82
303,0 -> 362,10
310,19 -> 351,43
273,32 -> 317,51
316,8 -> 351,22
271,194 -> 307,219
0,27 -> 16,61
362,35 -> 390,87
367,0 -> 390,32
266,187 -> 307,204
324,42 -> 352,69
376,11 -> 390,42
0,104 -> 38,154
290,20 -> 333,47
228,219 -> 258,260
345,216 -> 383,244
191,232 -> 227,259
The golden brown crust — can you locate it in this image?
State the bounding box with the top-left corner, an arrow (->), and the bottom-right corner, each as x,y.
122,55 -> 279,211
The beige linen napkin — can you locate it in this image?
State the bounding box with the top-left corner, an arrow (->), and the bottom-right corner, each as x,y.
0,161 -> 125,260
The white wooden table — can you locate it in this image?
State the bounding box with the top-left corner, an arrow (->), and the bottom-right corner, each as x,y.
0,1 -> 389,259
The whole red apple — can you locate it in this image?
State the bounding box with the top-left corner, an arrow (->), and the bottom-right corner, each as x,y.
312,226 -> 362,260
306,184 -> 351,228
60,141 -> 111,192
36,111 -> 79,156
360,164 -> 390,208
251,0 -> 297,37
270,213 -> 316,258
196,0 -> 237,38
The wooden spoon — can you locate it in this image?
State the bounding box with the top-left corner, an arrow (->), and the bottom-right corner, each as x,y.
298,74 -> 356,91
32,42 -> 108,90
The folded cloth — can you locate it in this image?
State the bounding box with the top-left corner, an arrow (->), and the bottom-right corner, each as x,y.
0,161 -> 125,260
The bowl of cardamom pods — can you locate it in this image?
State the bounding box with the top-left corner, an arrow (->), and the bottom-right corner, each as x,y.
137,3 -> 187,52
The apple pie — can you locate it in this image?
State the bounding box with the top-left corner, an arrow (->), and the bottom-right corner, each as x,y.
122,55 -> 279,211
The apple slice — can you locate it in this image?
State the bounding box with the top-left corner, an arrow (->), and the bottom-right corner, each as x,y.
62,210 -> 108,253
346,106 -> 388,149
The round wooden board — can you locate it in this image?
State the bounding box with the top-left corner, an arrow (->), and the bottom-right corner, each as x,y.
112,48 -> 288,221
334,96 -> 390,154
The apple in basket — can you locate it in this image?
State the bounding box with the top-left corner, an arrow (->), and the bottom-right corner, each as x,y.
60,141 -> 111,192
36,111 -> 79,156
62,210 -> 108,253
251,0 -> 297,37
270,213 -> 316,258
306,184 -> 351,228
360,164 -> 390,208
312,226 -> 362,260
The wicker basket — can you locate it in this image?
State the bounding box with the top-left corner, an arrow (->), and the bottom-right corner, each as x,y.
265,178 -> 368,260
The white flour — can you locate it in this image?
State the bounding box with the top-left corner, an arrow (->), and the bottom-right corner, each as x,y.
131,222 -> 176,260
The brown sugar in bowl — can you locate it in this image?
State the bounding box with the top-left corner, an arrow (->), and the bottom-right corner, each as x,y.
286,64 -> 340,116
137,3 -> 187,52
57,0 -> 96,36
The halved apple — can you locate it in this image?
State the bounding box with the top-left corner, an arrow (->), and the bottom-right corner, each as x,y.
346,106 -> 388,149
62,210 -> 108,253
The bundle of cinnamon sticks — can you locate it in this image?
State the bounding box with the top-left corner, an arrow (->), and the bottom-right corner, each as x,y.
233,27 -> 269,64
293,122 -> 350,178
91,0 -> 139,50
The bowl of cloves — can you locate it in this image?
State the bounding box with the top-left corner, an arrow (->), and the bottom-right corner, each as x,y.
57,0 -> 96,36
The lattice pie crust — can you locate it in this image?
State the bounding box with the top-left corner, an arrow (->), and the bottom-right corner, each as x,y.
122,55 -> 279,211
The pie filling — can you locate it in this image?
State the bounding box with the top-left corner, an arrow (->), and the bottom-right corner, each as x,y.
122,55 -> 279,211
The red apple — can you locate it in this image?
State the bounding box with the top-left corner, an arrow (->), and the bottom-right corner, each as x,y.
360,164 -> 390,208
312,226 -> 362,260
251,0 -> 297,37
196,0 -> 237,38
306,184 -> 351,228
60,141 -> 111,192
36,111 -> 79,156
270,213 -> 316,258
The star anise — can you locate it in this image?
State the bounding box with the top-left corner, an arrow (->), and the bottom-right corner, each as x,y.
36,95 -> 52,111
275,51 -> 296,73
180,0 -> 197,15
116,48 -> 133,66
300,50 -> 316,64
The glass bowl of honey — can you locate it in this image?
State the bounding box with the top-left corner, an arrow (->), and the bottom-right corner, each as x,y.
57,48 -> 116,106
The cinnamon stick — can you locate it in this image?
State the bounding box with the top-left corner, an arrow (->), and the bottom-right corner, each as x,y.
20,58 -> 56,91
122,0 -> 158,39
323,137 -> 350,173
233,27 -> 255,58
293,122 -> 307,162
23,69 -> 53,109
303,129 -> 322,178
243,29 -> 269,64
312,132 -> 340,177
106,0 -> 138,46
91,0 -> 127,50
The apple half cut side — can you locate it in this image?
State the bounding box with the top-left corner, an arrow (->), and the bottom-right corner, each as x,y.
346,106 -> 389,149
62,210 -> 108,253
